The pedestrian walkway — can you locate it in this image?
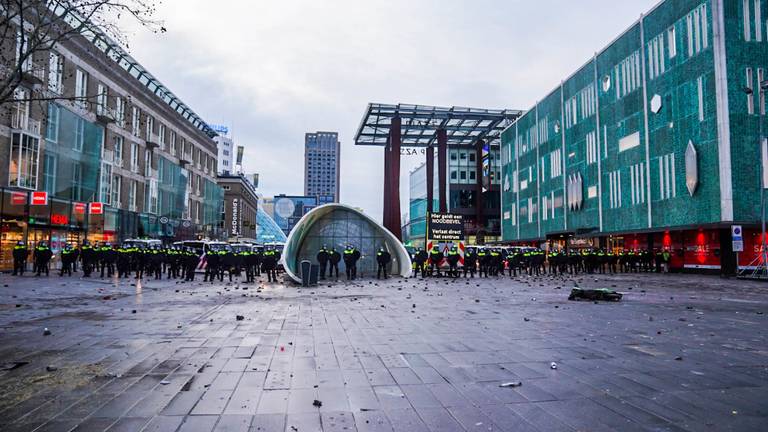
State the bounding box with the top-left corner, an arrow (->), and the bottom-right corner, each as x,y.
0,272 -> 766,431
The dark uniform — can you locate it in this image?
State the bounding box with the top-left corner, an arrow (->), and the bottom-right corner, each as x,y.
463,248 -> 477,278
12,241 -> 27,276
328,248 -> 341,278
34,242 -> 52,276
343,245 -> 361,280
262,248 -> 278,282
446,247 -> 460,278
376,247 -> 391,279
80,242 -> 95,277
317,246 -> 329,280
428,246 -> 443,277
413,248 -> 428,278
60,244 -> 75,276
477,248 -> 489,277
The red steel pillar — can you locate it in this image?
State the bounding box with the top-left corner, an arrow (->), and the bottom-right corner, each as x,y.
437,128 -> 448,213
426,145 -> 434,213
383,116 -> 402,240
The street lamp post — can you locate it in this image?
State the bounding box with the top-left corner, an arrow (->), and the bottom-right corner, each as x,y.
742,80 -> 768,278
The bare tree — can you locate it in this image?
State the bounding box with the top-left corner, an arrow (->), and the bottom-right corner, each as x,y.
0,0 -> 165,107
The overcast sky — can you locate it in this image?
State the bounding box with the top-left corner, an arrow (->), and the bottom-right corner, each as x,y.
128,0 -> 659,221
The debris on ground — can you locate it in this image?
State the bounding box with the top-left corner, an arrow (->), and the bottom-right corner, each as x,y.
43,328 -> 52,336
46,366 -> 58,372
312,399 -> 322,407
499,381 -> 522,387
550,362 -> 558,370
568,288 -> 622,302
236,315 -> 244,321
160,380 -> 171,385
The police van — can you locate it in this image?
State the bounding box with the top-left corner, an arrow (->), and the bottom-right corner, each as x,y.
123,238 -> 162,249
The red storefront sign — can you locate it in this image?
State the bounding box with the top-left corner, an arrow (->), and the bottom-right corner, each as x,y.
30,191 -> 48,206
11,192 -> 27,205
51,214 -> 69,225
73,202 -> 87,214
738,229 -> 768,268
682,229 -> 721,269
89,202 -> 103,215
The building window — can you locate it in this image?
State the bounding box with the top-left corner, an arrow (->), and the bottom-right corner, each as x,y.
131,106 -> 140,136
170,130 -> 177,155
630,162 -> 645,206
608,170 -> 622,209
114,136 -> 123,165
759,68 -> 766,115
756,0 -> 764,41
74,69 -> 88,109
115,97 -> 125,127
96,83 -> 107,116
129,180 -> 137,211
158,124 -> 166,148
667,26 -> 676,58
43,154 -> 57,194
48,52 -> 63,94
71,162 -> 82,201
144,149 -> 152,175
744,0 -> 752,41
46,104 -> 59,143
747,67 -> 755,114
145,116 -> 154,141
687,3 -> 708,55
130,142 -> 139,172
550,149 -> 562,177
586,131 -> 597,165
100,162 -> 112,204
697,76 -> 705,121
73,117 -> 84,152
658,153 -> 676,200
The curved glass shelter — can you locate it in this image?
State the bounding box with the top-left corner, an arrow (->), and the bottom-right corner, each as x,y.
281,204 -> 411,283
257,204 -> 287,243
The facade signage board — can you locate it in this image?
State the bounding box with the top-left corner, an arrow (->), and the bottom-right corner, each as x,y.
426,212 -> 465,241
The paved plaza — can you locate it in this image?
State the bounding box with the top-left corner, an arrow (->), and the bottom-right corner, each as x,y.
0,270 -> 766,431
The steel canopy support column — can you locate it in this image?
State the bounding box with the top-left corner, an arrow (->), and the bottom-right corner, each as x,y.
475,140 -> 485,230
384,116 -> 402,241
426,145 -> 435,213
437,128 -> 448,213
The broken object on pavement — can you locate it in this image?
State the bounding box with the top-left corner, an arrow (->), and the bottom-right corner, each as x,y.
568,288 -> 622,302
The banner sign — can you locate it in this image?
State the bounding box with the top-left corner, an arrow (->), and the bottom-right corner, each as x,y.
31,191 -> 48,206
426,212 -> 465,241
89,202 -> 103,215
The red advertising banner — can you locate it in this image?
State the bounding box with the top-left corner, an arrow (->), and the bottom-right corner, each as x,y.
73,202 -> 87,214
89,202 -> 103,215
30,191 -> 48,206
11,191 -> 27,205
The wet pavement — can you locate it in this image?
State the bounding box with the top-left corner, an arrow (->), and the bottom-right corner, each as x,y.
0,270 -> 766,431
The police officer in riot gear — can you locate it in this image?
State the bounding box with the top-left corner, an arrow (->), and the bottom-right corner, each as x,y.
328,247 -> 341,278
34,241 -> 52,276
343,244 -> 361,280
376,246 -> 391,279
12,241 -> 27,276
317,245 -> 330,280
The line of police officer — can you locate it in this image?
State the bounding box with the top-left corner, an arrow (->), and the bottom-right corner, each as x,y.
409,246 -> 674,278
316,244 -> 391,281
10,241 -> 287,283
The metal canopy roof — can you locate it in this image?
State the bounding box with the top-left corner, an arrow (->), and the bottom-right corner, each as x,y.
354,103 -> 523,147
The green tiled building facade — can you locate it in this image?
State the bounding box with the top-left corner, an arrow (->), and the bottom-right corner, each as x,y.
500,0 -> 768,272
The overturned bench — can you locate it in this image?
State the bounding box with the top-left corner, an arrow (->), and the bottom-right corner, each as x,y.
568,288 -> 623,302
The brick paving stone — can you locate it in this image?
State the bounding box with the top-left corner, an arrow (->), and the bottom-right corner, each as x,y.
0,272 -> 764,431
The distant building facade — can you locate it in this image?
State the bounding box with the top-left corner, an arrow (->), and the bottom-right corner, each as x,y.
212,126 -> 235,174
500,0 -> 768,274
218,174 -> 258,240
304,131 -> 340,203
262,194 -> 319,235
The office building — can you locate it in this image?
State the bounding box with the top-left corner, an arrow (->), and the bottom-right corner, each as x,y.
500,0 -> 768,273
1,7 -> 223,269
211,125 -> 235,174
405,144 -> 502,248
304,131 -> 340,203
218,174 -> 258,240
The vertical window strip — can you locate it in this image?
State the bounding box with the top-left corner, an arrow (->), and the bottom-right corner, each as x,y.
668,26 -> 677,58
747,67 -> 755,114
630,165 -> 636,205
659,34 -> 666,73
759,68 -> 766,115
745,0 -> 752,41
694,8 -> 701,53
640,162 -> 645,204
618,170 -> 622,207
659,157 -> 665,199
697,76 -> 705,121
701,4 -> 709,49
671,154 -> 676,197
665,156 -> 671,199
757,0 -> 763,41
687,14 -> 695,55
